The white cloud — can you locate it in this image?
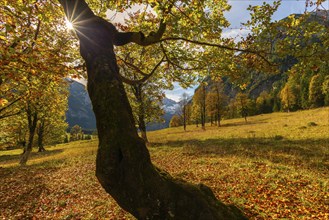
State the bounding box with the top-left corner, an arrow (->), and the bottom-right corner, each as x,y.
222,28 -> 251,41
165,83 -> 196,102
106,4 -> 153,24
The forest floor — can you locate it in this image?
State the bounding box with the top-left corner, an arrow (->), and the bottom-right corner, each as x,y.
1,107 -> 328,219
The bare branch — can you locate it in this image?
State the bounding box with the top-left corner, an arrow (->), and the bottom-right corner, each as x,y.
160,37 -> 274,66
119,56 -> 165,85
0,111 -> 22,120
118,56 -> 148,77
167,0 -> 197,25
160,44 -> 204,71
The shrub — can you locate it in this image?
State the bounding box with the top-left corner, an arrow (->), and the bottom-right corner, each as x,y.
85,135 -> 92,140
169,115 -> 182,127
273,135 -> 284,140
307,122 -> 318,127
64,135 -> 69,143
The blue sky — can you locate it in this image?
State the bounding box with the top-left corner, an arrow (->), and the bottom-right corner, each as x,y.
165,0 -> 329,101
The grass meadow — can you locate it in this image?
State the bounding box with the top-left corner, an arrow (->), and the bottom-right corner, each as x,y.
1,107 -> 328,219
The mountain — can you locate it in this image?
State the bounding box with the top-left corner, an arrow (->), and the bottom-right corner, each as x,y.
66,80 -> 179,131
146,97 -> 179,131
66,80 -> 96,132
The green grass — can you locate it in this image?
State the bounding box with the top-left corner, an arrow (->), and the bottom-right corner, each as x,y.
0,107 -> 328,219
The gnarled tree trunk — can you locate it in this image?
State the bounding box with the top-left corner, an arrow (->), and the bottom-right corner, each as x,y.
59,1 -> 247,219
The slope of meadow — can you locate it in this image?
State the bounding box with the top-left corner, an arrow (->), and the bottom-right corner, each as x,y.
1,107 -> 328,219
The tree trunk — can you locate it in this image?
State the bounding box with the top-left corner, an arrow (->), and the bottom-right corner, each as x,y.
59,1 -> 247,219
20,107 -> 37,165
217,111 -> 221,127
201,111 -> 206,130
138,115 -> 149,143
202,84 -> 206,130
183,105 -> 186,131
137,87 -> 149,143
37,120 -> 46,152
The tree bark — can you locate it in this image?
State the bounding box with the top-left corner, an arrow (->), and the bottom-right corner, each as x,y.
134,84 -> 149,143
183,105 -> 186,131
217,110 -> 221,127
37,120 -> 46,152
201,84 -> 206,130
58,1 -> 247,219
20,105 -> 38,165
138,111 -> 149,143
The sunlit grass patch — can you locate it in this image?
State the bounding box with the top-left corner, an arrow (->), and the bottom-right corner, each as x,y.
0,107 -> 328,219
0,140 -> 98,168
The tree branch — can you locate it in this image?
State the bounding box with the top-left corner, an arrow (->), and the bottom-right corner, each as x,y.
0,97 -> 23,120
0,97 -> 23,114
160,37 -> 274,66
113,20 -> 166,46
160,44 -> 204,71
118,56 -> 148,77
167,0 -> 197,25
0,111 -> 22,120
119,56 -> 165,85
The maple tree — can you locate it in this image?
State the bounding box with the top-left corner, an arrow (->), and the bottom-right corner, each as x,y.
193,83 -> 207,130
206,80 -> 228,126
234,93 -> 252,123
56,0 -> 250,218
169,114 -> 182,128
70,124 -> 83,141
35,82 -> 68,152
2,0 -> 327,218
1,0 -> 75,164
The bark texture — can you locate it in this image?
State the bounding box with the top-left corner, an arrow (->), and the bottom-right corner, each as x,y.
37,120 -> 46,152
20,105 -> 38,165
59,1 -> 247,219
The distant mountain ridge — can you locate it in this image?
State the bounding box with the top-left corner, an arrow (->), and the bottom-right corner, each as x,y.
66,80 -> 179,131
66,79 -> 96,131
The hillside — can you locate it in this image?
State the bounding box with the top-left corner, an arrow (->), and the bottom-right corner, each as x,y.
66,80 -> 96,131
192,10 -> 329,113
1,107 -> 328,219
65,80 -> 179,131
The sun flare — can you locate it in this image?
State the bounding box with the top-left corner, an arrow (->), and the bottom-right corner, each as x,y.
65,18 -> 74,30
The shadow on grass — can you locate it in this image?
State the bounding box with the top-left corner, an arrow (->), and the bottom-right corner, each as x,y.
0,161 -> 62,218
0,149 -> 64,163
150,137 -> 329,172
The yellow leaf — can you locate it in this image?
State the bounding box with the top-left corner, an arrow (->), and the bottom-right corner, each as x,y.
0,98 -> 8,107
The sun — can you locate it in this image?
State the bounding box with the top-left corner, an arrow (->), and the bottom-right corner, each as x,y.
65,18 -> 74,30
